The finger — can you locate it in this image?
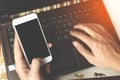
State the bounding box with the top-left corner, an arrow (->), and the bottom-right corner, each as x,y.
92,23 -> 106,32
74,24 -> 97,37
14,35 -> 29,70
48,43 -> 53,48
31,58 -> 42,73
70,30 -> 95,48
30,58 -> 44,80
46,64 -> 50,73
73,41 -> 94,61
92,24 -> 113,39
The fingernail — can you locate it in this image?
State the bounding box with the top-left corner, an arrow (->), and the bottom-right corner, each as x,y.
74,24 -> 79,28
74,23 -> 83,28
74,25 -> 77,28
73,41 -> 79,47
70,30 -> 73,34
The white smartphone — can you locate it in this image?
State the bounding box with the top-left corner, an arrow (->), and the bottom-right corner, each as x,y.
12,13 -> 52,65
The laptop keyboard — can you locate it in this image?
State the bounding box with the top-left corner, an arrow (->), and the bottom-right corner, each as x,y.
38,0 -> 110,43
6,27 -> 15,59
41,16 -> 74,41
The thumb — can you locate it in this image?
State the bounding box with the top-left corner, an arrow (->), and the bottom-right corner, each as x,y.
31,58 -> 42,74
30,58 -> 45,80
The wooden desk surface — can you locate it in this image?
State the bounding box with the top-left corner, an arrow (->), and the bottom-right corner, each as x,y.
0,44 -> 8,80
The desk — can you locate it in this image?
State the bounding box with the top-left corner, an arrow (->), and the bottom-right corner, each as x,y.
57,66 -> 120,80
0,44 -> 8,80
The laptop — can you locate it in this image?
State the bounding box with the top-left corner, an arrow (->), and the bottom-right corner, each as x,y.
0,0 -> 120,80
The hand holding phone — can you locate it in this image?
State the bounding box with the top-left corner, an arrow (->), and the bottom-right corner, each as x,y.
12,13 -> 52,66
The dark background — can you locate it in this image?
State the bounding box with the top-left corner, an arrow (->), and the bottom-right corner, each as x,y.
0,0 -> 70,16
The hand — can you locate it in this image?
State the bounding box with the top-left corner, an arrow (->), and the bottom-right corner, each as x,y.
70,23 -> 120,71
14,35 -> 52,80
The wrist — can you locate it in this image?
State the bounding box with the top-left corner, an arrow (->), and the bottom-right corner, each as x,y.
110,57 -> 120,72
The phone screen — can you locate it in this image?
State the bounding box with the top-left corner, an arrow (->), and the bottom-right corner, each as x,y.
15,19 -> 50,64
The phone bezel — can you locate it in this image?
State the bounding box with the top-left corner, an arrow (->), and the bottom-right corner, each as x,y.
12,13 -> 52,66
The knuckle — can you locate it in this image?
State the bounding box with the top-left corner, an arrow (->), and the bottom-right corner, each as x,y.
91,40 -> 98,47
92,40 -> 104,49
97,41 -> 105,48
